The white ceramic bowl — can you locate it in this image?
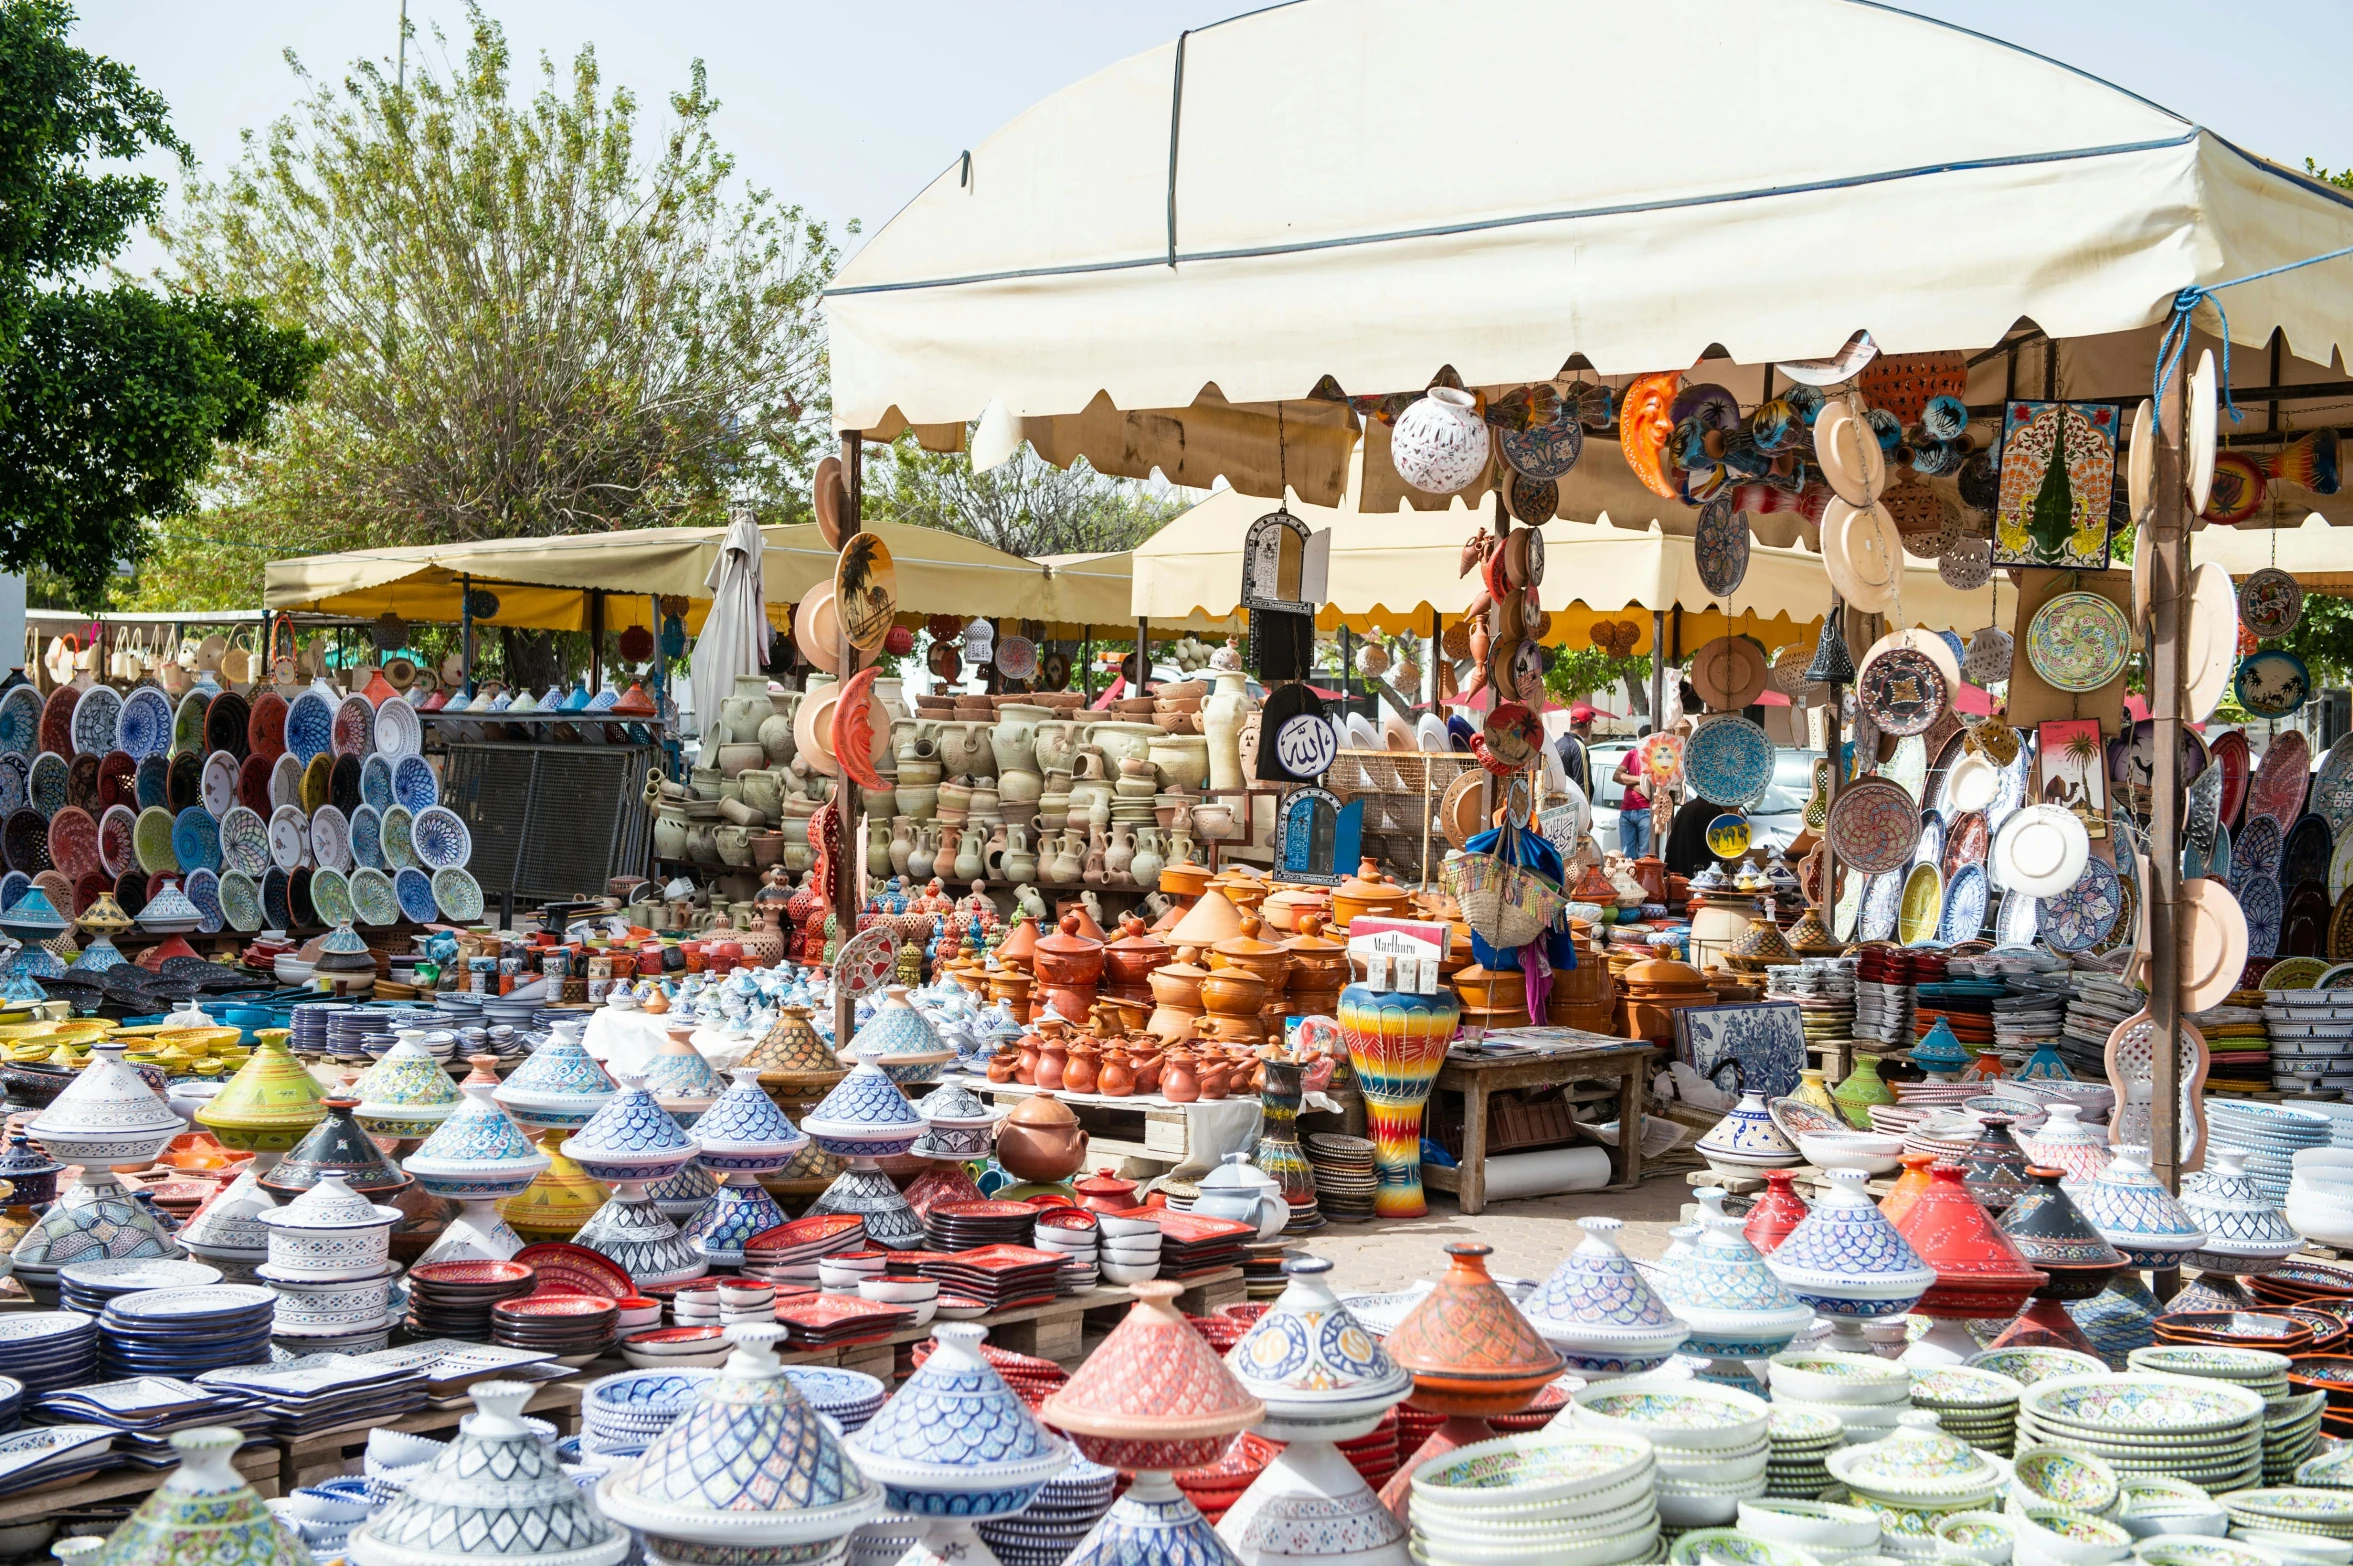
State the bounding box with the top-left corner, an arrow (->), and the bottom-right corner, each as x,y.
1795,1130 -> 1906,1174
1097,1213 -> 1162,1239
1768,1351 -> 1912,1406
1099,1259 -> 1161,1285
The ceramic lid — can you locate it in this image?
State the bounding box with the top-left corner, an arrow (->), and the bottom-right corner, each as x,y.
1106,915 -> 1172,959
197,1034 -> 330,1129
847,989 -> 953,1063
261,1098 -> 413,1198
1039,1280 -> 1264,1443
597,1324 -> 882,1545
996,916 -> 1043,967
1998,1168 -> 2124,1270
255,1172 -> 401,1233
1224,1255 -> 1411,1421
352,1035 -> 462,1110
1520,1218 -> 1692,1352
495,1034 -> 620,1105
0,889 -> 66,934
1198,1152 -> 1278,1197
564,1073 -> 700,1159
138,880 -> 204,926
2068,1146 -> 2206,1251
1000,1092 -> 1077,1131
28,1054 -> 183,1139
914,1081 -> 998,1129
1166,891 -> 1245,947
844,1322 -> 1071,1493
800,1060 -> 924,1139
1211,914 -> 1284,961
1766,1170 -> 1938,1292
403,1081 -> 553,1177
692,1068 -> 813,1156
359,1381 -> 626,1566
642,1036 -> 726,1108
1034,912 -> 1106,959
1383,1243 -> 1563,1386
1892,1166 -> 2049,1286
1653,1213 -> 1815,1332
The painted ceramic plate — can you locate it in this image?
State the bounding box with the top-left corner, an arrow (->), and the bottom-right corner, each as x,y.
96,803 -> 136,878
69,685 -> 121,759
1694,494 -> 1748,597
2212,729 -> 2254,831
2241,566 -> 2305,638
1858,647 -> 1947,737
199,750 -> 236,820
284,689 -> 335,764
411,805 -> 470,871
1942,810 -> 1990,879
309,866 -> 353,928
1897,861 -> 1944,944
2025,592 -> 2131,692
133,805 -> 177,875
1995,888 -> 2039,946
170,807 -> 220,874
182,867 -> 223,934
834,533 -> 897,653
349,804 -> 384,872
27,751 -> 66,818
1881,735 -> 1928,802
268,804 -> 308,872
0,685 -> 42,759
2251,732 -> 2313,831
2234,815 -> 2283,886
2236,650 -> 2312,719
1860,870 -> 1903,943
394,866 -> 437,923
393,755 -> 438,811
310,805 -> 353,873
2311,733 -> 2353,838
1826,778 -> 1921,874
219,806 -> 270,877
1914,812 -> 1946,871
2038,856 -> 2122,952
2283,813 -> 2334,892
382,806 -> 417,871
1684,716 -> 1775,806
1498,411 -> 1583,480
1705,813 -> 1751,860
331,695 -> 375,759
374,697 -> 422,759
218,870 -> 263,933
2243,874 -> 2284,960
114,687 -> 173,761
360,754 -> 394,813
1940,864 -> 1989,944
350,867 -> 398,928
432,866 -> 484,923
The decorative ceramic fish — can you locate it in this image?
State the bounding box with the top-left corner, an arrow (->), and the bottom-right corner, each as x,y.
2269,429 -> 2342,495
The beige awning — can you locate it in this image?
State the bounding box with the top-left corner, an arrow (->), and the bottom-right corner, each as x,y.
2184,510 -> 2353,589
826,0 -> 2353,528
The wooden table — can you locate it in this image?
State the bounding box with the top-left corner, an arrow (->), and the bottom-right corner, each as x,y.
1419,1040 -> 1657,1216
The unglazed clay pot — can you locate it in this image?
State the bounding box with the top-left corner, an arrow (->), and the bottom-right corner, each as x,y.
995,1092 -> 1088,1184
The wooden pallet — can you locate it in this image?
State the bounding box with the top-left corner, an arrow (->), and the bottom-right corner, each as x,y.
279,1377 -> 582,1492
0,1446 -> 281,1526
970,1079 -> 1364,1171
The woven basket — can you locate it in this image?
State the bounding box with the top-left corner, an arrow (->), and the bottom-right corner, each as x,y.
1442,850 -> 1565,949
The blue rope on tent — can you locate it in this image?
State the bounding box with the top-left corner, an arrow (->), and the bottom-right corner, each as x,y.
2153,239 -> 2353,421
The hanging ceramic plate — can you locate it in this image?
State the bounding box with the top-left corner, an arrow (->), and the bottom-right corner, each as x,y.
2037,856 -> 2122,952
2314,733 -> 2353,839
69,685 -> 121,759
1942,809 -> 1990,880
218,870 -> 262,934
2250,731 -> 2313,830
1504,472 -> 1557,524
374,696 -> 422,759
114,687 -> 172,762
1991,803 -> 2090,896
1996,887 -> 2040,947
2210,729 -> 2253,832
2211,823 -> 2233,884
2024,592 -> 2131,692
1498,411 -> 1582,479
1897,861 -> 1943,945
1814,400 -> 1886,507
1826,778 -> 1921,875
1691,637 -> 1770,712
267,805 -> 308,873
2235,649 -> 2312,719
170,807 -> 219,874
2188,349 -> 2218,515
1946,751 -> 2001,814
1694,495 -> 1749,597
834,533 -> 898,654
350,804 -> 384,872
2284,813 -> 2335,892
1913,812 -> 1946,871
1823,498 -> 1901,613
0,685 -> 41,759
1860,869 -> 1903,942
394,865 -> 438,923
2234,814 -> 2284,886
2181,877 -> 2250,1011
283,689 -> 335,765
2332,831 -> 2353,902
310,805 -> 353,874
310,866 -> 354,928
219,806 -> 269,878
2240,567 -> 2305,639
96,804 -> 135,878
2185,562 -> 2239,723
1939,864 -> 1989,944
350,866 -> 398,928
1684,716 -> 1775,806
411,805 -> 471,872
1882,734 -> 1929,802
2243,873 -> 2284,961
1856,647 -> 1947,737
2334,888 -> 2353,961
1705,813 -> 1752,860
2269,956 -> 2335,989
2095,867 -> 2140,956
2126,398 -> 2155,524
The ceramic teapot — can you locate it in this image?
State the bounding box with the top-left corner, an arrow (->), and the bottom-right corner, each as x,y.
1193,1151 -> 1288,1240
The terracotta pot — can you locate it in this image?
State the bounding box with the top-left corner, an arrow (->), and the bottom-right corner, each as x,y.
1034,912 -> 1106,988
1064,1041 -> 1100,1095
1162,1050 -> 1200,1103
1036,1031 -> 1069,1091
1097,1049 -> 1135,1098
996,1092 -> 1088,1184
1332,859 -> 1413,926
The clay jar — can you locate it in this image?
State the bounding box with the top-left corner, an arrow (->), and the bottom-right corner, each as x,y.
1033,911 -> 1106,1022
1283,914 -> 1349,1014
1210,912 -> 1291,1016
1064,1040 -> 1100,1095
1096,1047 -> 1135,1098
1197,961 -> 1269,1047
1074,1167 -> 1140,1212
1145,949 -> 1209,1044
996,1092 -> 1088,1184
1332,858 -> 1413,926
1161,1049 -> 1200,1104
1101,914 -> 1173,1000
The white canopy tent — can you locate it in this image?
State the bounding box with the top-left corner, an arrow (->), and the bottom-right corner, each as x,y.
826,0 -> 2353,532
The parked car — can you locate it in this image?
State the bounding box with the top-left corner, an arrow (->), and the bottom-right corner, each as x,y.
1585,740 -> 1821,858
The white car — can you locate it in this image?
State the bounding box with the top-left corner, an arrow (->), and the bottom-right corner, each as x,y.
1583,740 -> 1822,858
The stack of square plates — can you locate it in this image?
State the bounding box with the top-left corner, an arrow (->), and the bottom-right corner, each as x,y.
33,1376 -> 268,1468
0,1424 -> 118,1496
915,1245 -> 1066,1311
196,1354 -> 429,1440
770,1293 -> 912,1348
741,1212 -> 868,1287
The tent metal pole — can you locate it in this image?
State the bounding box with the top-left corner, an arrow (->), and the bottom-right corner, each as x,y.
835,432 -> 866,1053
1135,617 -> 1149,691
1428,606 -> 1440,708
1082,628 -> 1095,700
588,590 -> 605,693
2148,345 -> 2190,1222
460,573 -> 475,699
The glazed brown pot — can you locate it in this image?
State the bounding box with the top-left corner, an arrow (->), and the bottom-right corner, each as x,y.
1101,915 -> 1174,996
1034,912 -> 1106,988
996,1092 -> 1089,1183
1198,967 -> 1268,1021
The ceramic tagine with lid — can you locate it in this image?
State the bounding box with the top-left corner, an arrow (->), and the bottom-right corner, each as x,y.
642,1029 -> 727,1122
353,1381 -> 628,1566
1217,1255 -> 1413,1566
1741,1170 -> 1810,1254
1910,1017 -> 1972,1076
845,1321 -> 1071,1563
403,1057 -> 552,1200
849,985 -> 957,1085
1695,1091 -> 1803,1170
1041,1281 -> 1263,1566
352,1031 -> 462,1138
192,1031 -> 329,1153
1996,1168 -> 2127,1300
2021,1102 -> 2112,1183
254,1171 -> 402,1280
909,1080 -> 1000,1162
1648,1199 -> 1816,1363
260,1097 -> 412,1200
10,1165 -> 180,1297
2065,1145 -> 2207,1266
97,1425 -> 308,1566
1888,1163 -> 2049,1324
801,1052 -> 927,1248
1763,1168 -> 1938,1320
742,1004 -> 846,1096
176,1161 -> 278,1269
25,1049 -> 184,1170
2177,1147 -> 2301,1270
1823,1409 -> 2004,1546
574,1181 -> 706,1288
1954,1115 -> 2032,1213
559,1069 -> 703,1185
1519,1217 -> 1691,1375
0,1132 -> 61,1209
1374,1242 -> 1563,1513
492,1031 -> 619,1132
598,1323 -> 882,1562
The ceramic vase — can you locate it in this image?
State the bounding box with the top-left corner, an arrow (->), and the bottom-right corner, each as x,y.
1202,671 -> 1251,794
1252,1058 -> 1318,1231
1337,982 -> 1458,1219
1830,1054 -> 1894,1129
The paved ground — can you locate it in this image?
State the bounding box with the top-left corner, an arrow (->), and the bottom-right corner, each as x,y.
1284,1170 -> 1697,1294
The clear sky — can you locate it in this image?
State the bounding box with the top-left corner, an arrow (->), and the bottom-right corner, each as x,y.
71,0 -> 2353,278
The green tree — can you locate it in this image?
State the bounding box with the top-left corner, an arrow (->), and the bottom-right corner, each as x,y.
141,4 -> 843,678
869,433 -> 1190,559
2023,420 -> 2076,564
0,0 -> 322,605
1546,645 -> 1653,723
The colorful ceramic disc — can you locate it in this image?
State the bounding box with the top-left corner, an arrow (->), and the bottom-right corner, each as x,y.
2025,592 -> 2131,692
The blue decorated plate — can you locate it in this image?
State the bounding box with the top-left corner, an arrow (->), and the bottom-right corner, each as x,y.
182,867 -> 223,934
411,805 -> 469,871
114,687 -> 173,762
219,870 -> 262,933
0,687 -> 40,760
1939,865 -> 1988,944
2037,855 -> 2123,952
432,867 -> 483,923
1684,716 -> 1775,806
392,754 -> 438,811
360,754 -> 394,812
284,689 -> 336,765
394,866 -> 437,923
349,804 -> 383,870
170,807 -> 220,874
350,867 -> 398,927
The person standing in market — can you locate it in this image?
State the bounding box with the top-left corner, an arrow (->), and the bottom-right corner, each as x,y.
1613,742 -> 1652,858
1555,702 -> 1596,795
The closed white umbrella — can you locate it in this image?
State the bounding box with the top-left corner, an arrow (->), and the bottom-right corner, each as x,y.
689,509 -> 768,748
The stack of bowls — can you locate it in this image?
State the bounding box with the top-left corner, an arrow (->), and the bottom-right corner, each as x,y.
1031,1208 -> 1099,1289
2134,1343 -> 2329,1484
2009,1444 -> 2120,1513
1734,1498 -> 1883,1563
973,1457 -> 1117,1566
1966,1345 -> 2108,1388
580,1368 -> 717,1458
1098,1211 -> 1163,1285
1908,1364 -> 2025,1455
1824,1411 -> 2008,1555
2111,1474 -> 2229,1539
1764,1407 -> 1844,1499
1401,1429 -> 1660,1566
1568,1377 -> 1768,1528
1767,1349 -> 1914,1441
2015,1371 -> 2266,1492
2208,1099 -> 2333,1204
2008,1505 -> 2133,1565
489,1293 -> 618,1364
782,1367 -> 888,1433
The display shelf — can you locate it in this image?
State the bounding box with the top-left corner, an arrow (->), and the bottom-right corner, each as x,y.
0,1445 -> 282,1525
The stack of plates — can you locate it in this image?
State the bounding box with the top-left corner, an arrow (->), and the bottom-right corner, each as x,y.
1764,1407 -> 1843,1498
33,1375 -> 265,1468
781,1366 -> 886,1432
0,1376 -> 21,1436
2222,1486 -> 2353,1541
770,1293 -> 912,1348
406,1259 -> 536,1337
975,1457 -> 1117,1566
2267,1392 -> 2329,1483
57,1257 -> 221,1317
914,1245 -> 1066,1311
1908,1364 -> 2024,1455
1304,1133 -> 1377,1222
1151,1210 -> 1254,1279
1767,959 -> 1859,1047
2264,992 -> 2353,1094
742,1212 -> 868,1287
0,1314 -> 97,1396
579,1368 -> 716,1457
1765,1350 -> 1912,1444
1240,1239 -> 1292,1300
1406,1430 -> 1661,1566
2208,1100 -> 2332,1203
197,1355 -> 429,1440
101,1286 -> 277,1380
489,1294 -> 617,1365
2132,1344 -> 2330,1482
2016,1372 -> 2265,1491
0,1425 -> 120,1497
924,1199 -> 1045,1251
1571,1380 -> 1769,1529
1337,1407 -> 1400,1494
288,1001 -> 352,1057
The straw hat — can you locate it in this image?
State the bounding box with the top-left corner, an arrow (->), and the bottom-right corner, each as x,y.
1823,499 -> 1902,613
1813,401 -> 1886,508
1689,635 -> 1768,712
2183,563 -> 2238,723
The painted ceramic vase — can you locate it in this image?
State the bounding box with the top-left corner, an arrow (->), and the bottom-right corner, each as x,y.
1889,1164 -> 2048,1320
1697,1092 -> 1804,1169
1764,1169 -> 1938,1319
1253,1057 -> 1318,1228
2065,1145 -> 2206,1265
1742,1169 -> 1810,1254
97,1426 -> 308,1566
491,1032 -> 619,1132
351,1032 -> 461,1138
597,1324 -> 883,1554
560,1070 -> 703,1184
1336,981 -> 1458,1219
574,1181 -> 707,1288
1830,1054 -> 1895,1129
1997,1167 -> 2126,1302
1792,1069 -> 1841,1120
261,1097 -> 413,1199
1039,1280 -> 1264,1473
354,1381 -> 628,1566
1520,1217 -> 1691,1373
192,1032 -> 329,1153
402,1059 -> 550,1201
845,1321 -> 1071,1517
1651,1209 -> 1816,1361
